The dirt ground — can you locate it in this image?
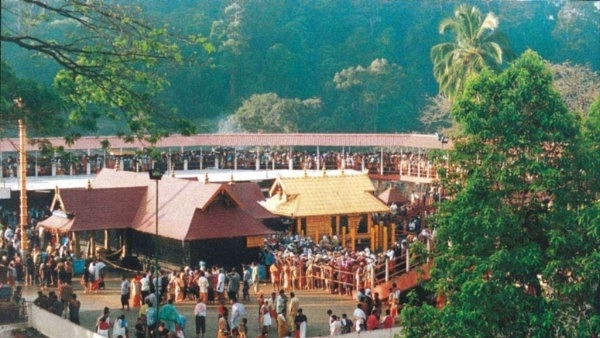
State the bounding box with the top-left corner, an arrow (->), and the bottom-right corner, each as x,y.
21,273 -> 362,338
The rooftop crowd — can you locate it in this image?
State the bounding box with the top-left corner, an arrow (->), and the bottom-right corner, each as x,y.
1,147 -> 441,178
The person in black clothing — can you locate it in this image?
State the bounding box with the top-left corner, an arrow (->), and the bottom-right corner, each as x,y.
157,322 -> 170,338
25,254 -> 35,286
134,316 -> 146,338
33,291 -> 49,309
69,293 -> 81,324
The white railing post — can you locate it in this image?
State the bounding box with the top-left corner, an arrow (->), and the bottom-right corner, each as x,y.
406,252 -> 410,272
371,267 -> 375,289
385,258 -> 389,282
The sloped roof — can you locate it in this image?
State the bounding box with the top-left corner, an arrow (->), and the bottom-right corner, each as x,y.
185,202 -> 274,240
224,182 -> 278,220
1,133 -> 451,152
39,186 -> 146,231
93,170 -> 227,240
41,169 -> 273,241
38,214 -> 74,232
260,172 -> 389,217
378,186 -> 409,206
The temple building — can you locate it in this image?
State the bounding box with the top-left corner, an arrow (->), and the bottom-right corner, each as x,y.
39,169 -> 275,268
259,169 -> 392,251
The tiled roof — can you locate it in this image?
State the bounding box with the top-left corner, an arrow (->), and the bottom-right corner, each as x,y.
260,171 -> 390,217
41,169 -> 274,241
378,186 -> 409,205
224,182 -> 278,220
39,186 -> 146,231
186,203 -> 274,240
1,133 -> 450,152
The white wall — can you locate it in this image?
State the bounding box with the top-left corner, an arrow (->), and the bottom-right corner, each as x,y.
30,305 -> 104,338
324,328 -> 404,338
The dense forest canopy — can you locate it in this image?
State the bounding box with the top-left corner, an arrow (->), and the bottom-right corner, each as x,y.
1,0 -> 599,138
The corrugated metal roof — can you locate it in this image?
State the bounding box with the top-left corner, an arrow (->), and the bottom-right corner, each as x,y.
1,133 -> 451,152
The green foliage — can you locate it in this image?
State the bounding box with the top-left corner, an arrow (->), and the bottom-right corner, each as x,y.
1,0 -> 212,142
413,50 -> 600,337
431,5 -> 514,100
549,62 -> 600,117
332,59 -> 407,132
2,1 -> 599,135
402,303 -> 443,338
0,61 -> 65,138
227,93 -> 321,133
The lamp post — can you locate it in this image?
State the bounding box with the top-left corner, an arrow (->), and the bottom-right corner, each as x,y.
149,164 -> 163,338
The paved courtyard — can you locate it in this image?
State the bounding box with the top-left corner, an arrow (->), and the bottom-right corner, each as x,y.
21,273 -> 366,338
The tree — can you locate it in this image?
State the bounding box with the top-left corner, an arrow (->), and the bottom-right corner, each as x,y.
226,93 -> 321,133
333,58 -> 405,132
419,60 -> 600,136
403,50 -> 600,337
1,0 -> 212,142
210,1 -> 249,100
548,61 -> 600,117
431,4 -> 513,100
0,61 -> 65,138
551,1 -> 600,66
418,94 -> 453,134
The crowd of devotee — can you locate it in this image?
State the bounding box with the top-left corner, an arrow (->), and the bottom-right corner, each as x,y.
1,147 -> 438,178
0,205 -> 57,287
4,221 -> 432,337
117,226 -> 431,337
0,191 -> 435,337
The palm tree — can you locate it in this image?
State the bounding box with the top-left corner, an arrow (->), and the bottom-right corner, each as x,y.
431,5 -> 513,100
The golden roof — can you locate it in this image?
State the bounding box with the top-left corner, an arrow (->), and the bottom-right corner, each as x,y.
260,172 -> 389,217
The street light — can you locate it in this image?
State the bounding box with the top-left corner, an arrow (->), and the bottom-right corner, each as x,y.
148,162 -> 164,338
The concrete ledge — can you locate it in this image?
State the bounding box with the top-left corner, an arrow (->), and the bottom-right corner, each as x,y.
333,327 -> 403,338
30,305 -> 104,338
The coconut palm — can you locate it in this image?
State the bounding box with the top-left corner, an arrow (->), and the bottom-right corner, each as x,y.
431,5 -> 513,100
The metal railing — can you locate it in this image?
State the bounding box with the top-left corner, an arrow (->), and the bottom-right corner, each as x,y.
309,238 -> 431,294
0,299 -> 30,324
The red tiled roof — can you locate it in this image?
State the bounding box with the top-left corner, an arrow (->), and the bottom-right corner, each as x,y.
58,169 -> 274,241
378,186 -> 409,206
1,133 -> 451,152
185,203 -> 274,240
39,186 -> 146,231
224,182 -> 278,220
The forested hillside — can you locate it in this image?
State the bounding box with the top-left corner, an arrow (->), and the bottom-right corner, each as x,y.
1,0 -> 598,137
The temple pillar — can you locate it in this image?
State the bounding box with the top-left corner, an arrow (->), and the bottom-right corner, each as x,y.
350,223 -> 357,251
73,232 -> 80,259
370,223 -> 375,252
383,225 -> 388,251
90,235 -> 96,258
104,229 -> 109,250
